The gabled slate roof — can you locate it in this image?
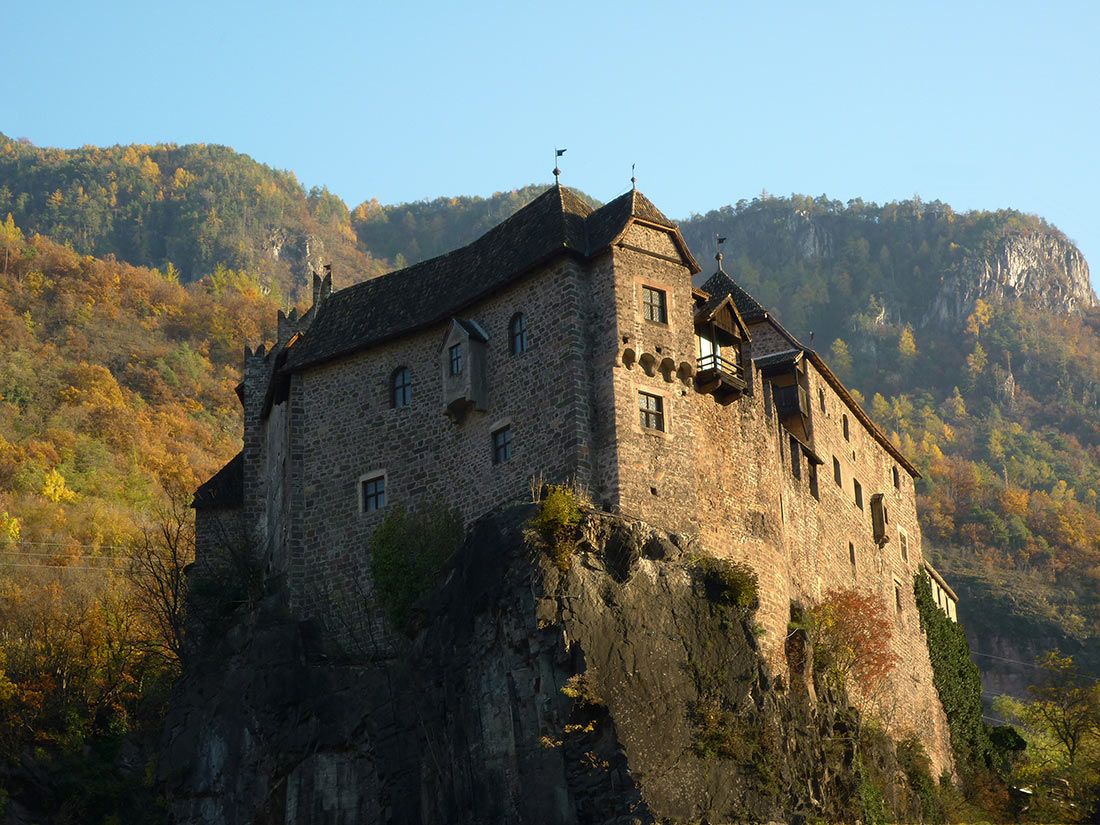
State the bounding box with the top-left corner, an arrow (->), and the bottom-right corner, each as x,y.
192,452 -> 243,510
753,349 -> 803,374
700,270 -> 768,323
284,185 -> 697,372
453,318 -> 489,342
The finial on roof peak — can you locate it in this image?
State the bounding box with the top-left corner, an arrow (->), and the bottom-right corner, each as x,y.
631,162 -> 636,190
715,234 -> 727,271
553,147 -> 566,184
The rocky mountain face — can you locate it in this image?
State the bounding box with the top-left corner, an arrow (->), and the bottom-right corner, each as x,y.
679,202 -> 1097,334
160,505 -> 930,825
926,232 -> 1096,326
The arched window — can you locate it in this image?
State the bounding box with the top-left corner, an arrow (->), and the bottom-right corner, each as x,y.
391,367 -> 411,408
509,313 -> 528,355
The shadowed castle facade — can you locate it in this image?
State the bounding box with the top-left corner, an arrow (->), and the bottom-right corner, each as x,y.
194,184 -> 959,770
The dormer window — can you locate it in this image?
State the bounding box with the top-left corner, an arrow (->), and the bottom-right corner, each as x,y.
642,286 -> 667,323
449,343 -> 463,376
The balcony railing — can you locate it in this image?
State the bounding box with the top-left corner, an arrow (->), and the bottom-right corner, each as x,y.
696,353 -> 746,395
773,384 -> 810,418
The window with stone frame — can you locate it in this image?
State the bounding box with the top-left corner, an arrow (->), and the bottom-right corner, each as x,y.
892,466 -> 900,490
842,414 -> 850,441
509,313 -> 528,355
391,366 -> 411,408
898,527 -> 910,563
492,425 -> 513,463
360,473 -> 386,513
639,391 -> 665,431
853,478 -> 863,510
449,343 -> 463,376
833,456 -> 842,487
641,286 -> 667,324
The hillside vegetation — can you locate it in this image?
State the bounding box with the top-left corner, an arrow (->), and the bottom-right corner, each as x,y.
0,134 -> 382,298
0,216 -> 277,822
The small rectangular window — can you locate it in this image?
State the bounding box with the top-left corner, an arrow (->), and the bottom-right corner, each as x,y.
449,343 -> 463,376
789,435 -> 801,480
892,466 -> 900,490
842,414 -> 850,441
818,388 -> 826,412
899,528 -> 909,563
895,582 -> 903,613
809,463 -> 819,500
361,474 -> 386,512
492,426 -> 513,463
639,391 -> 665,431
853,478 -> 863,510
849,541 -> 856,570
642,286 -> 667,324
833,456 -> 842,487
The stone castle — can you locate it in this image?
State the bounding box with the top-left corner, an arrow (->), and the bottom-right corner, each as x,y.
193,184 -> 960,770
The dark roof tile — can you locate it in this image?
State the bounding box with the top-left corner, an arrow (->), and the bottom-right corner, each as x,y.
285,185 -> 691,372
701,270 -> 768,322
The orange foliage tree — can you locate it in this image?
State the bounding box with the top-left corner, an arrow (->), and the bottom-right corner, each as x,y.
809,587 -> 898,702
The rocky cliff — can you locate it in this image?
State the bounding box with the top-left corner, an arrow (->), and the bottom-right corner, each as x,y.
160,505 -> 934,825
925,232 -> 1096,326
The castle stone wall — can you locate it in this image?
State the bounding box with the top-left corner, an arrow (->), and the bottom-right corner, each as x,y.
281,258 -> 600,651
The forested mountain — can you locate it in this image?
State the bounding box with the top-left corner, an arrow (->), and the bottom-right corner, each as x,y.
0,134 -> 382,299
0,217 -> 276,821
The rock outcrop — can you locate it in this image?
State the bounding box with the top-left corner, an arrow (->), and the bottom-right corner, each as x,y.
926,232 -> 1096,326
161,505 -> 929,824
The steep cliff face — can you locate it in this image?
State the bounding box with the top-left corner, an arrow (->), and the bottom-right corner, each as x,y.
160,506 -> 930,825
926,233 -> 1096,326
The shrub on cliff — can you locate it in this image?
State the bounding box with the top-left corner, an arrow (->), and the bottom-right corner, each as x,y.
526,485 -> 583,573
690,555 -> 758,615
369,505 -> 463,631
809,587 -> 897,698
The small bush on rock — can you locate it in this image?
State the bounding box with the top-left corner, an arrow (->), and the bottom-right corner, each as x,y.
691,555 -> 758,614
527,485 -> 583,573
370,504 -> 463,631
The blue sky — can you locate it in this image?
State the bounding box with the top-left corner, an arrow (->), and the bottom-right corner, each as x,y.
8,1 -> 1100,288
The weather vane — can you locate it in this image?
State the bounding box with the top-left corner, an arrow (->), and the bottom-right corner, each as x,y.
553,148 -> 566,183
631,163 -> 636,190
715,234 -> 727,268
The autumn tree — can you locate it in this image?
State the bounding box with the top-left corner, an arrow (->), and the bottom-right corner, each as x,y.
809,587 -> 897,709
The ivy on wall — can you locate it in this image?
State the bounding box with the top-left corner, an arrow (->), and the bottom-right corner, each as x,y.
913,570 -> 994,773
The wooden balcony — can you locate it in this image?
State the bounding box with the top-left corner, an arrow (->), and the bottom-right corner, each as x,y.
695,353 -> 747,397
773,384 -> 809,419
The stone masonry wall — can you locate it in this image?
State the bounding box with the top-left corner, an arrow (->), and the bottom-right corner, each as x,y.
282,257 -> 601,653
598,224 -> 952,770
608,225 -> 703,536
